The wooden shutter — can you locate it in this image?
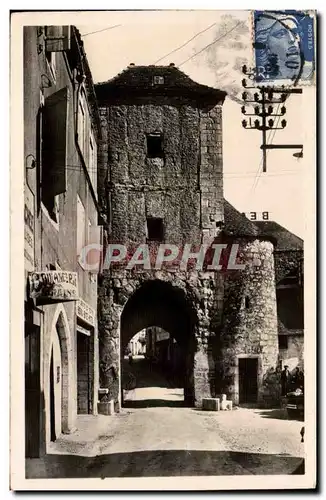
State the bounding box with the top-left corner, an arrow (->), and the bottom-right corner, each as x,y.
45,26 -> 71,52
42,87 -> 69,197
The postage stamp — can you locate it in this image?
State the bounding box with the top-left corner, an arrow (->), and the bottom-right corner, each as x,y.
10,8 -> 316,492
252,10 -> 316,85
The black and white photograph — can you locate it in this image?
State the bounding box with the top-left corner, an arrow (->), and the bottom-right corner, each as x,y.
10,8 -> 316,491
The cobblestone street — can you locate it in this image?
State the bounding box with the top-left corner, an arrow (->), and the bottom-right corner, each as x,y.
26,358 -> 304,478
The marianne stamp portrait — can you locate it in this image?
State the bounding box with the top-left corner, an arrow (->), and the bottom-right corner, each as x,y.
10,9 -> 316,491
253,11 -> 315,84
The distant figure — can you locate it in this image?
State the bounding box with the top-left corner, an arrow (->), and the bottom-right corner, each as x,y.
281,365 -> 291,396
300,426 -> 305,443
292,367 -> 304,390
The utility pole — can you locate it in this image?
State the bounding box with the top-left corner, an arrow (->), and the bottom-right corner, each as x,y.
261,88 -> 267,173
241,65 -> 303,173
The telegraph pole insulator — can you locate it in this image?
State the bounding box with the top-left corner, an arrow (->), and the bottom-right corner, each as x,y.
241,65 -> 303,172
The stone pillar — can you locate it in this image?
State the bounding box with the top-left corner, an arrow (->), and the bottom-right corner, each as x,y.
193,342 -> 212,407
199,105 -> 224,243
98,281 -> 122,411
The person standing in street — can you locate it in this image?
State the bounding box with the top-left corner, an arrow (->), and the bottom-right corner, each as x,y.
281,365 -> 291,396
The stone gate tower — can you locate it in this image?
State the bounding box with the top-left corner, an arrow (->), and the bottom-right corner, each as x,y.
95,65 -> 279,409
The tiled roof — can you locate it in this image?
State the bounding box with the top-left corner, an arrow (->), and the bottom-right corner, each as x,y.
223,199 -> 260,238
95,65 -> 226,103
255,221 -> 303,251
223,200 -> 304,249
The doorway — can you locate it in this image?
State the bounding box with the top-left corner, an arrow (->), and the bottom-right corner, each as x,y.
77,330 -> 92,414
239,357 -> 258,404
49,325 -> 63,441
49,348 -> 56,441
25,324 -> 40,457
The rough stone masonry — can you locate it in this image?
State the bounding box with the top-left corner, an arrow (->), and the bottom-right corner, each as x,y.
95,64 -> 279,408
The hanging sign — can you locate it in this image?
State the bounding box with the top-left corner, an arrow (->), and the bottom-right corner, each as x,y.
24,186 -> 35,272
28,271 -> 78,304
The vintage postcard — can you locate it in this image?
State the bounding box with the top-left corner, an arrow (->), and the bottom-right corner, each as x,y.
10,9 -> 316,491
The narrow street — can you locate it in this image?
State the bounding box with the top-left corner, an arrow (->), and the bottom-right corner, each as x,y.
26,357 -> 305,478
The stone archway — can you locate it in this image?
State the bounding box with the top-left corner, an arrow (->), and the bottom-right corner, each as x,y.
98,272 -> 222,409
47,305 -> 73,443
120,280 -> 198,406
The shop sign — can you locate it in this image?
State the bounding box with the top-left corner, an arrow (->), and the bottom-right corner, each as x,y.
28,271 -> 78,304
24,186 -> 35,271
77,325 -> 91,336
242,211 -> 269,221
77,298 -> 96,327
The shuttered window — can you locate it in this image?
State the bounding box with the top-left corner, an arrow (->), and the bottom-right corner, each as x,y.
77,195 -> 86,258
41,87 -> 69,222
89,132 -> 97,192
78,91 -> 90,164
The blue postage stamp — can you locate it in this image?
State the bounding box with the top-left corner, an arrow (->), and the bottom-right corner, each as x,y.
253,10 -> 315,84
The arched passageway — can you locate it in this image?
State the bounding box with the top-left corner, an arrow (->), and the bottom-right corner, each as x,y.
120,280 -> 198,407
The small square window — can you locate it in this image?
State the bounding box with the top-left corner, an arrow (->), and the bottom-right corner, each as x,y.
147,133 -> 164,159
278,335 -> 288,350
147,218 -> 164,242
153,75 -> 164,85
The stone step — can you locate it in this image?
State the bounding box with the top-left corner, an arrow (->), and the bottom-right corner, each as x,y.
202,398 -> 220,411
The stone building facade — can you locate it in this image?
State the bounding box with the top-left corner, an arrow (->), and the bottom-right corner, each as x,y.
24,26 -> 102,458
94,65 -> 295,409
256,221 -> 304,371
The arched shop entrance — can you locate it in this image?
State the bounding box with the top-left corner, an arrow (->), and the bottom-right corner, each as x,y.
48,311 -> 70,442
120,280 -> 198,407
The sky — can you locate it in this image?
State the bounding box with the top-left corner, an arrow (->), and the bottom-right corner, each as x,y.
77,10 -> 315,239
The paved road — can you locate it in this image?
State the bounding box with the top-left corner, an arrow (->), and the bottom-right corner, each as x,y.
27,358 -> 305,478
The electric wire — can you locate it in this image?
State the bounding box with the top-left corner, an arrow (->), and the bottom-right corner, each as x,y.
80,25 -> 122,37
178,20 -> 245,67
153,22 -> 217,65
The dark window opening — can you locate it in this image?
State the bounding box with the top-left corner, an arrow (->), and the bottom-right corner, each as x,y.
245,296 -> 250,309
153,76 -> 164,85
278,335 -> 288,350
147,218 -> 164,242
146,133 -> 164,159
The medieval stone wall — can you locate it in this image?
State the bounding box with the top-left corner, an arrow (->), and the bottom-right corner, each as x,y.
96,95 -> 225,407
98,99 -> 223,246
218,239 -> 278,405
98,268 -> 224,407
96,79 -> 281,409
